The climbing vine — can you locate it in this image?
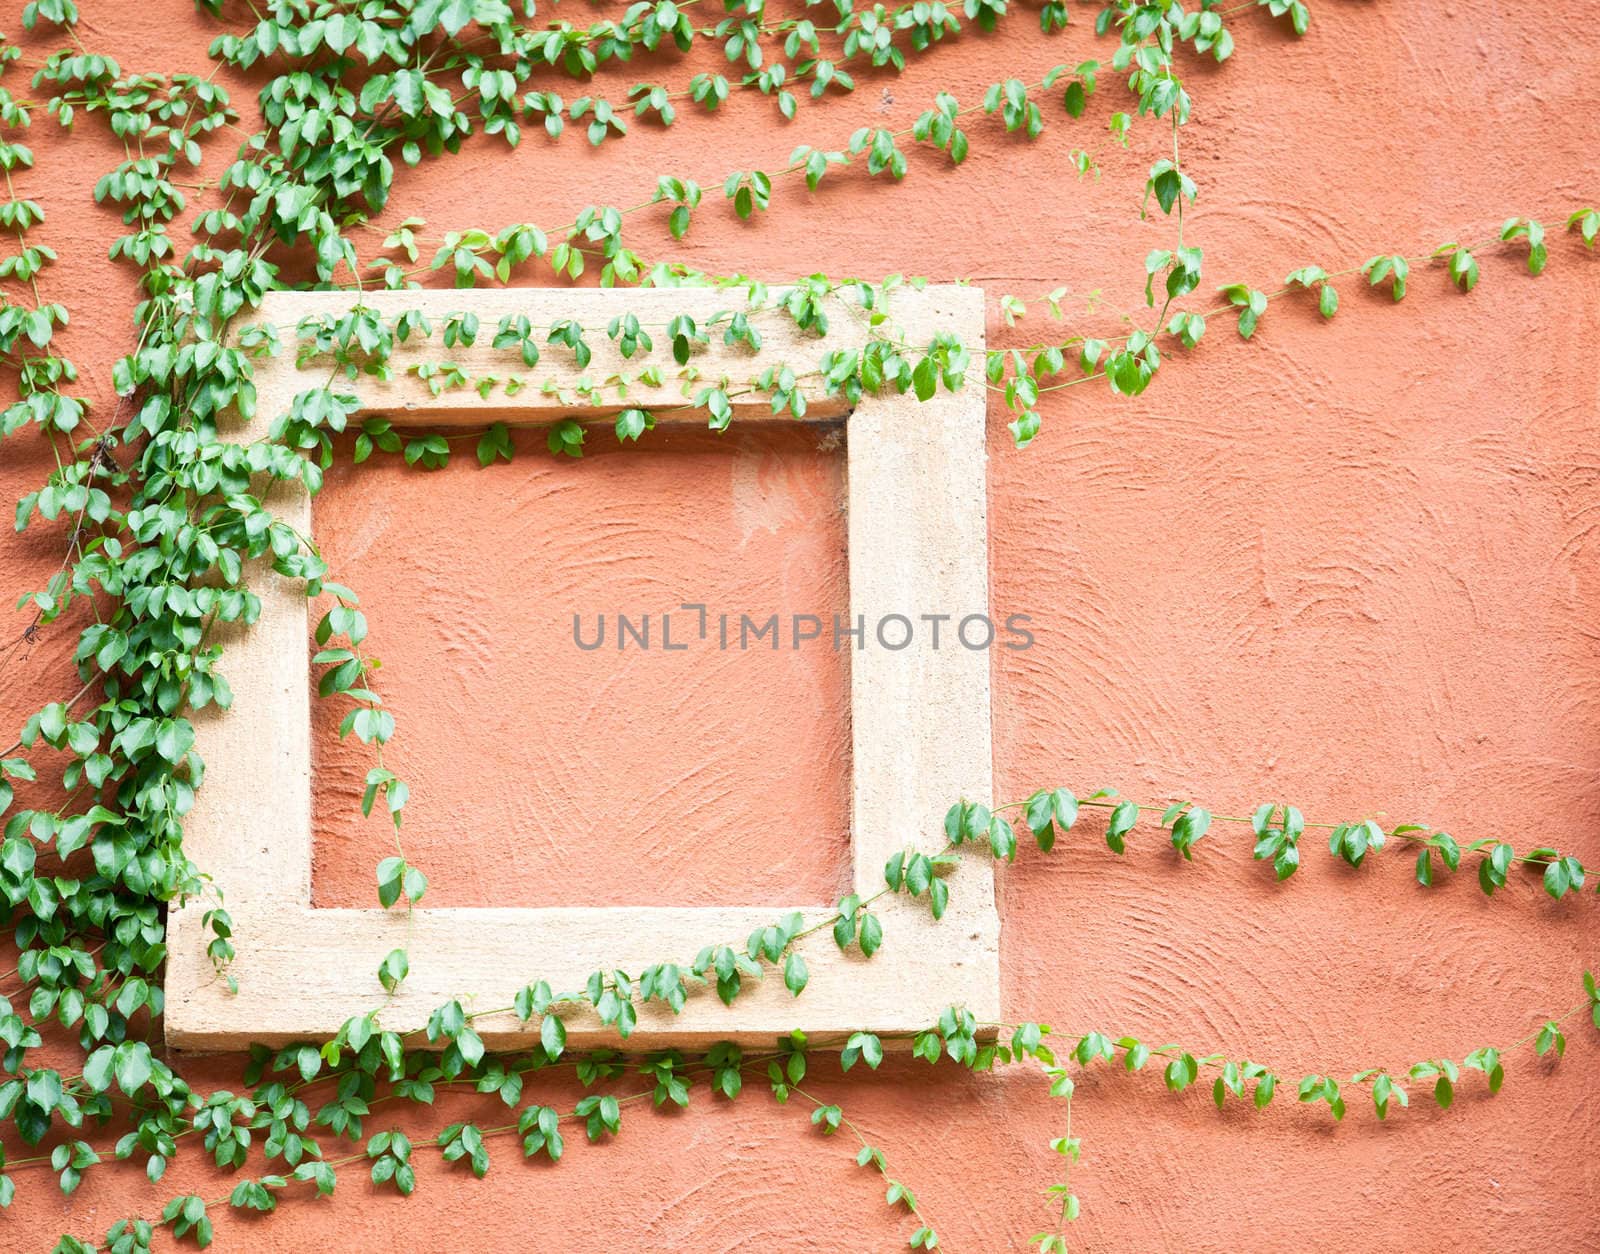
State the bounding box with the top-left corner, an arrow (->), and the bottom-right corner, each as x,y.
0,0 -> 1597,1249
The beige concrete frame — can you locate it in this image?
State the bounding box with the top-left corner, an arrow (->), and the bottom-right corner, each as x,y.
163,285 -> 998,1050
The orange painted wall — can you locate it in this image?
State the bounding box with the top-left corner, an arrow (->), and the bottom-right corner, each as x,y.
3,1 -> 1599,1249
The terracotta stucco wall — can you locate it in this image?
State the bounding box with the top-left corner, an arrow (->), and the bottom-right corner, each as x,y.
3,1 -> 1599,1249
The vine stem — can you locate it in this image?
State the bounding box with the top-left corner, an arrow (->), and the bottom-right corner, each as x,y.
35,988 -> 1596,1250
986,792 -> 1582,871
331,202 -> 1584,425
0,675 -> 97,758
50,1048 -> 947,1253
1015,223 -> 1552,402
358,61 -> 1091,288
18,1039 -> 804,1174
1145,62 -> 1188,341
789,1083 -> 947,1248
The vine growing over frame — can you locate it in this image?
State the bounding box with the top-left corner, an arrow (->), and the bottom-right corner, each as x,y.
0,0 -> 1596,1250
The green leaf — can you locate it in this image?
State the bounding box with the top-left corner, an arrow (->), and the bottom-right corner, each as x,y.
376,857 -> 404,909
114,1043 -> 152,1095
1024,791 -> 1055,850
988,814 -> 1017,861
81,1046 -> 114,1093
1051,788 -> 1079,833
1170,807 -> 1211,859
439,0 -> 477,36
1105,799 -> 1137,853
859,912 -> 884,958
783,951 -> 808,996
541,1014 -> 567,1059
615,408 -> 651,442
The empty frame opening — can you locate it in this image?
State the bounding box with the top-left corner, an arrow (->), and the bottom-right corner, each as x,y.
308,422 -> 852,908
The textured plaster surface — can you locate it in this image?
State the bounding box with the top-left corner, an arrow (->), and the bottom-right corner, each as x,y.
2,0 -> 1599,1249
311,424 -> 855,909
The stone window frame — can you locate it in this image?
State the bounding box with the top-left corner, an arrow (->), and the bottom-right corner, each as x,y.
163,285 -> 997,1049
